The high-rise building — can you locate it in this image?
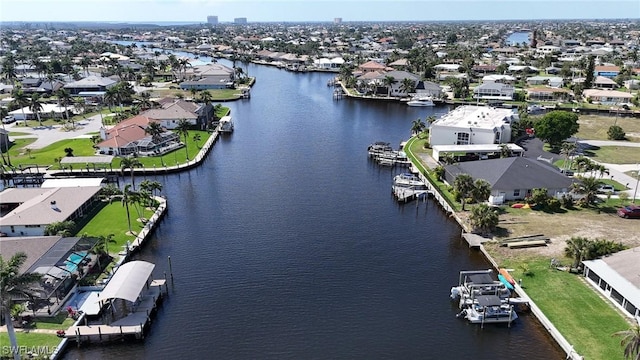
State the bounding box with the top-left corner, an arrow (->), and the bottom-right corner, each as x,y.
334,18 -> 342,24
234,17 -> 247,25
207,16 -> 218,25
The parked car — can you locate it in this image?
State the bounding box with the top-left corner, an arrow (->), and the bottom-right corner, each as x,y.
598,185 -> 615,194
2,115 -> 15,124
617,205 -> 640,219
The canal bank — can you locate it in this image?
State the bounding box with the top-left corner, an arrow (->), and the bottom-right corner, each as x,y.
403,135 -> 583,360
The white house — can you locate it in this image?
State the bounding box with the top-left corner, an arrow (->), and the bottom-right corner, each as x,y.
583,89 -> 633,105
472,83 -> 515,100
0,187 -> 102,237
429,105 -> 518,146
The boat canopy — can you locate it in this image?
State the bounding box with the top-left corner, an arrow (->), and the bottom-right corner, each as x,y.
476,295 -> 502,307
96,261 -> 155,303
467,273 -> 494,285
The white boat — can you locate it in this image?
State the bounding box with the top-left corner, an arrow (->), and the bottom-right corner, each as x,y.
219,116 -> 234,133
458,295 -> 518,325
406,96 -> 434,107
393,173 -> 425,188
367,141 -> 393,156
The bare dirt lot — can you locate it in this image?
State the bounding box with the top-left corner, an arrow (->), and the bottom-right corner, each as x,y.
492,209 -> 640,260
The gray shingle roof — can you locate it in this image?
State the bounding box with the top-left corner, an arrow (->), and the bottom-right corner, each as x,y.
445,157 -> 573,191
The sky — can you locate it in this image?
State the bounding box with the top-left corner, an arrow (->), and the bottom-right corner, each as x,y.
0,0 -> 638,23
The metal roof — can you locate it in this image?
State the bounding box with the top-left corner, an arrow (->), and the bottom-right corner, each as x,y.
477,295 -> 503,307
41,178 -> 105,188
583,254 -> 640,311
97,261 -> 155,303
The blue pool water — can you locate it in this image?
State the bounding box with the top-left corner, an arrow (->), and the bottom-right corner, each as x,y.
65,251 -> 87,273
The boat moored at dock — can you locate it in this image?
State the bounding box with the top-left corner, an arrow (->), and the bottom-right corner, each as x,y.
406,96 -> 435,107
219,115 -> 234,133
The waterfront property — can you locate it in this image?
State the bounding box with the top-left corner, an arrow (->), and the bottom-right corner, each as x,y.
0,186 -> 102,237
582,246 -> 640,320
96,115 -> 180,156
428,105 -> 518,146
443,157 -> 573,204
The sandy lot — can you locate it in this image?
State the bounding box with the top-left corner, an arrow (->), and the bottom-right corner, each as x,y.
491,209 -> 640,259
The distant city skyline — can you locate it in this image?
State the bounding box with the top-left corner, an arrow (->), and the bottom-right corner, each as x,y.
0,0 -> 638,23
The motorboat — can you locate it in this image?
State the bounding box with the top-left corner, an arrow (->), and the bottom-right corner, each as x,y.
458,295 -> 518,325
367,141 -> 393,156
406,96 -> 434,107
393,173 -> 425,188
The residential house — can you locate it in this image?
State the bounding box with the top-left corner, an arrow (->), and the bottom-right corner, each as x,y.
96,115 -> 180,156
358,60 -> 387,74
472,82 -> 515,100
526,76 -> 564,88
593,76 -> 619,89
372,70 -> 421,97
482,75 -> 516,84
593,65 -> 620,78
415,80 -> 443,98
583,89 -> 633,105
63,75 -> 116,95
142,99 -> 203,129
582,247 -> 640,320
0,187 -> 102,237
313,57 -> 345,70
179,63 -> 235,90
443,157 -> 573,204
429,105 -> 517,146
527,87 -> 571,101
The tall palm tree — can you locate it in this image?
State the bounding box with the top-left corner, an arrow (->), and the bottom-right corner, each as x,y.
411,118 -> 425,137
122,184 -> 135,235
11,89 -> 30,127
175,119 -> 191,160
198,91 -> 214,128
120,156 -> 142,190
1,252 -> 43,360
56,88 -> 73,121
399,78 -> 416,95
471,179 -> 492,204
454,173 -> 474,210
144,121 -> 165,165
103,86 -> 119,112
29,93 -> 44,127
560,141 -> 577,172
382,75 -> 397,97
613,324 -> 640,360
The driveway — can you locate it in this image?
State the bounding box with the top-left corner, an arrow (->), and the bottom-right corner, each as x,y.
517,137 -> 559,163
6,113 -> 107,149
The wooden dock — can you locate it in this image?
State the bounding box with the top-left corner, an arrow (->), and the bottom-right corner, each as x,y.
65,280 -> 166,343
392,186 -> 430,202
462,233 -> 492,248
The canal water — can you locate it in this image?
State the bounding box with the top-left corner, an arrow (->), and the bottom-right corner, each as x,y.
63,57 -> 564,359
506,31 -> 532,46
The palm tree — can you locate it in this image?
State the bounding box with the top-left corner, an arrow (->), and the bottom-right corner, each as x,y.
411,118 -> 426,137
454,173 -> 474,210
198,91 -> 214,128
560,141 -> 577,172
571,176 -> 602,207
469,203 -> 499,235
471,179 -> 492,204
175,119 -> 191,161
29,93 -> 44,127
613,323 -> 640,360
138,91 -> 153,110
122,184 -> 135,235
103,86 -> 119,112
498,143 -> 512,158
399,78 -> 416,95
91,233 -> 115,270
1,252 -> 43,360
145,121 -> 165,165
382,75 -> 396,97
56,88 -> 73,122
120,156 -> 142,190
563,236 -> 591,268
11,89 -> 30,127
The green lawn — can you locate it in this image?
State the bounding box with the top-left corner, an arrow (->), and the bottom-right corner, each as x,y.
7,138 -> 96,168
32,315 -> 74,330
0,332 -> 61,358
76,201 -> 155,255
8,131 -> 32,136
493,255 -> 631,360
590,146 -> 640,164
113,130 -> 212,168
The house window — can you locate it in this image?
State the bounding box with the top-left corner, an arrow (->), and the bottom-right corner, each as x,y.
494,131 -> 501,144
456,132 -> 470,145
513,189 -> 521,197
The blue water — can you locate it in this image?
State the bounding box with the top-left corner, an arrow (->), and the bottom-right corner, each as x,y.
65,251 -> 87,273
63,56 -> 565,359
506,31 -> 531,46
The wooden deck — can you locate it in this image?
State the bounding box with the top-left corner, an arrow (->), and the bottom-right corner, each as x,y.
462,233 -> 492,248
65,280 -> 166,341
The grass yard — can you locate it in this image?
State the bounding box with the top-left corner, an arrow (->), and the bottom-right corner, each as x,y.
589,146 -> 640,164
32,315 -> 75,330
577,115 -> 640,142
8,138 -> 96,168
0,332 -> 62,358
76,201 -> 155,255
8,131 -> 32,136
114,130 -> 212,168
488,254 -> 631,360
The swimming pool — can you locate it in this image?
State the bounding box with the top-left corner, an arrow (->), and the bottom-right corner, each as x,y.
65,251 -> 88,273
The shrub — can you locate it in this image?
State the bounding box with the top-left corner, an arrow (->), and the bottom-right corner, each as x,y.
546,198 -> 562,212
607,125 -> 626,140
560,194 -> 575,208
